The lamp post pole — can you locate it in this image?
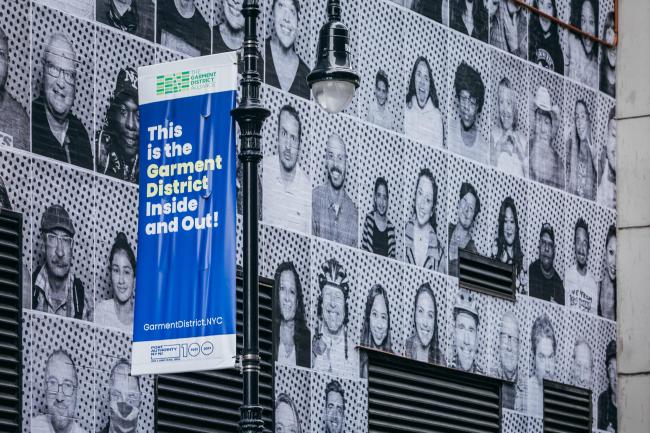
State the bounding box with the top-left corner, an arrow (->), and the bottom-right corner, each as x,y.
230,1 -> 269,432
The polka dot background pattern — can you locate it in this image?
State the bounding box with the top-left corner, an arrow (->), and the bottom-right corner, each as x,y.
310,370 -> 367,433
357,124 -> 405,261
275,364 -> 311,430
6,1 -> 619,431
357,0 -> 405,133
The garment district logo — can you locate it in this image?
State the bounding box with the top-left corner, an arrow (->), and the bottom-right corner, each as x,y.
156,69 -> 217,95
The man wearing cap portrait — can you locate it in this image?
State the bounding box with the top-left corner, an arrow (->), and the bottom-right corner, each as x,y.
451,289 -> 483,374
529,86 -> 564,189
528,222 -> 565,304
32,204 -> 91,321
96,67 -> 140,183
32,33 -> 93,170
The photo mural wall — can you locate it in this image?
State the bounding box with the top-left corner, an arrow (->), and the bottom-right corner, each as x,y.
0,0 -> 617,432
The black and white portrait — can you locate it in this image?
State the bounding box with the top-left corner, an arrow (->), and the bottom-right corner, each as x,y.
448,157 -> 492,277
310,372 -> 367,433
489,187 -> 527,294
402,12 -> 447,147
599,11 -> 616,97
490,310 -> 525,411
528,0 -> 564,74
597,339 -> 617,431
359,1 -> 405,133
597,224 -> 616,321
95,66 -> 140,182
312,257 -> 353,375
275,365 -> 310,433
528,68 -> 565,190
597,104 -> 616,208
32,202 -> 93,322
32,349 -> 91,433
0,1 -> 29,151
359,284 -> 393,377
264,0 -> 311,99
404,56 -> 445,148
274,261 -> 312,368
366,70 -> 396,131
94,327 -> 155,432
96,0 -> 156,41
156,0 -> 211,56
32,7 -> 94,170
450,289 -> 484,374
262,100 -> 312,233
213,0 -> 247,54
30,315 -> 96,433
358,251 -> 405,377
310,115 -> 359,247
450,0 -> 488,42
528,222 -> 565,305
97,359 -> 143,433
570,337 -> 593,389
490,51 -> 529,178
358,126 -> 403,259
565,216 -> 598,315
404,167 -> 447,273
447,35 -> 490,165
565,84 -> 598,201
94,233 -> 136,333
526,312 -> 559,417
392,0 -> 449,24
404,282 -> 445,365
565,0 -> 598,89
490,0 -> 527,59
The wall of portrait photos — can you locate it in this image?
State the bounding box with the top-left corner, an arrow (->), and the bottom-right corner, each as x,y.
0,0 -> 617,432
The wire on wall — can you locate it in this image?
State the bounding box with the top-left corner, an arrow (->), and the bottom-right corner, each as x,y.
511,0 -> 618,48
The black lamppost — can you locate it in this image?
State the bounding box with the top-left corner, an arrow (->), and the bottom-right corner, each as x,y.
231,0 -> 358,432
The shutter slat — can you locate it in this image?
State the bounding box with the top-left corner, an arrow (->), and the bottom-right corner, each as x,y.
0,211 -> 21,433
156,277 -> 273,432
543,380 -> 592,433
366,349 -> 502,433
458,249 -> 515,300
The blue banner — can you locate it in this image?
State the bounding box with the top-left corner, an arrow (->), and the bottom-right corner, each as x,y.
132,53 -> 238,375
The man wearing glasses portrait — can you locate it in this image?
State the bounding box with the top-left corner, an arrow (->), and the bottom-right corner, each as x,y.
32,33 -> 93,170
32,204 -> 91,321
32,349 -> 88,433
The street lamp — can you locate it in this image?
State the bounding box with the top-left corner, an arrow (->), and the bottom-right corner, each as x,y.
308,0 -> 360,113
231,0 -> 358,432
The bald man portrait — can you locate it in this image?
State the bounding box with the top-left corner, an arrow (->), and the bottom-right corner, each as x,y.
32,349 -> 88,433
311,134 -> 359,247
32,33 -> 93,170
0,26 -> 29,150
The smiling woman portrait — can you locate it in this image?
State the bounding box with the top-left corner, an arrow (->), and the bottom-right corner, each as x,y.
404,56 -> 444,148
405,282 -> 445,365
265,0 -> 310,99
359,284 -> 393,378
95,232 -> 136,333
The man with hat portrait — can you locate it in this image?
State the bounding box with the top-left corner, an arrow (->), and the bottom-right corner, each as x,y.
528,222 -> 565,304
451,288 -> 483,374
529,86 -> 564,189
97,66 -> 140,183
32,204 -> 91,321
597,340 -> 617,432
